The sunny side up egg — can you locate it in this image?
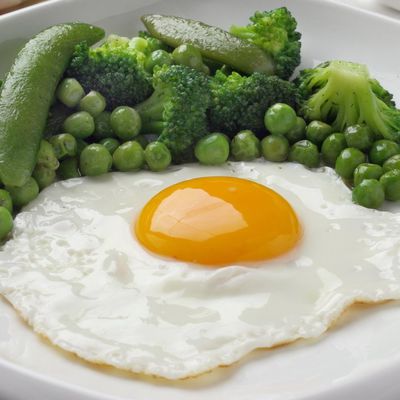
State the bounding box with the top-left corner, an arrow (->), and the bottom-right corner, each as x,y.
1,161 -> 400,379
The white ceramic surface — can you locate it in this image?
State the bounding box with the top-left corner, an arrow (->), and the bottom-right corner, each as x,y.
0,0 -> 400,399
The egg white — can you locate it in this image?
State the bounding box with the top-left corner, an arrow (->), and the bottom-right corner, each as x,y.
1,161 -> 400,379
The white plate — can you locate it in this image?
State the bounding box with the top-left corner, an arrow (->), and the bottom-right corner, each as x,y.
1,0 -> 400,399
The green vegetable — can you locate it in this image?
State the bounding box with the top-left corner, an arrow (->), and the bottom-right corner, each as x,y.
353,163 -> 383,186
144,142 -> 172,171
6,177 -> 39,208
79,90 -> 106,117
289,140 -> 320,168
0,207 -> 13,241
321,133 -> 347,167
100,137 -> 120,155
44,102 -> 73,137
141,14 -> 274,75
76,139 -> 88,155
352,179 -> 385,209
110,106 -> 142,141
145,50 -> 173,73
231,130 -> 261,161
136,65 -> 210,162
286,117 -> 306,144
194,133 -> 230,165
261,135 -> 290,162
58,157 -> 80,180
230,7 -> 301,79
0,23 -> 104,187
135,135 -> 149,149
264,103 -> 297,136
297,61 -> 400,140
32,165 -> 56,190
36,140 -> 59,170
305,121 -> 333,146
172,44 -> 209,74
0,189 -> 13,213
67,36 -> 153,109
56,78 -> 85,108
383,154 -> 400,172
93,111 -> 114,140
344,124 -> 374,151
209,70 -> 298,135
113,141 -> 145,171
129,37 -> 148,52
49,133 -> 77,160
79,144 -> 112,176
335,148 -> 366,180
369,139 -> 400,165
380,169 -> 400,201
63,111 -> 95,139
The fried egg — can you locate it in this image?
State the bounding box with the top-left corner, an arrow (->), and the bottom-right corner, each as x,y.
1,161 -> 400,379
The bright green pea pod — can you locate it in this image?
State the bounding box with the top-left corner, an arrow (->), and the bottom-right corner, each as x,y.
0,23 -> 104,187
141,15 -> 274,75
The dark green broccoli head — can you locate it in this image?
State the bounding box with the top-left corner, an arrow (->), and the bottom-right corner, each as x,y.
136,64 -> 211,162
230,7 -> 301,79
67,37 -> 153,109
209,70 -> 298,136
297,60 -> 400,141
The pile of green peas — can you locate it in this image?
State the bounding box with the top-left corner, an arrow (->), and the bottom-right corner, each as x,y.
0,77 -> 173,241
193,102 -> 400,210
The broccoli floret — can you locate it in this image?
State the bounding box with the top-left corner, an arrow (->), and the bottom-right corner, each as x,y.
230,7 -> 301,79
67,36 -> 153,109
136,64 -> 211,162
209,70 -> 298,135
297,60 -> 400,141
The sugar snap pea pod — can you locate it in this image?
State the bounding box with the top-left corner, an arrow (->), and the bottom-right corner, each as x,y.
0,23 -> 105,187
141,15 -> 274,75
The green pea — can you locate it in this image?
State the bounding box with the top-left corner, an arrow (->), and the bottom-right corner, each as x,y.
289,140 -> 320,168
264,103 -> 297,136
285,117 -> 306,144
352,179 -> 385,209
58,157 -> 81,180
113,141 -> 145,172
63,111 -> 95,139
335,148 -> 366,180
261,135 -> 289,162
369,140 -> 400,165
145,142 -> 172,171
76,139 -> 88,156
0,206 -> 13,241
231,130 -> 261,161
306,121 -> 333,146
383,154 -> 400,173
344,124 -> 374,151
353,163 -> 383,186
49,134 -> 77,160
145,50 -> 173,73
129,37 -> 148,52
380,169 -> 400,201
79,144 -> 112,177
100,138 -> 120,155
79,90 -> 106,117
110,106 -> 142,141
94,111 -> 114,140
5,177 -> 39,208
194,133 -> 230,165
172,44 -> 209,75
32,165 -> 56,190
56,78 -> 84,108
0,189 -> 13,213
321,133 -> 347,167
36,140 -> 59,170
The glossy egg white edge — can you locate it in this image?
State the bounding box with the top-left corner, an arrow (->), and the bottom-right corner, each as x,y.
1,161 -> 400,380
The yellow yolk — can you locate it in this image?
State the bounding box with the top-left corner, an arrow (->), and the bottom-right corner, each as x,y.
135,177 -> 301,266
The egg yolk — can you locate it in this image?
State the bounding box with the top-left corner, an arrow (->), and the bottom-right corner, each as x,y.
135,176 -> 301,266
